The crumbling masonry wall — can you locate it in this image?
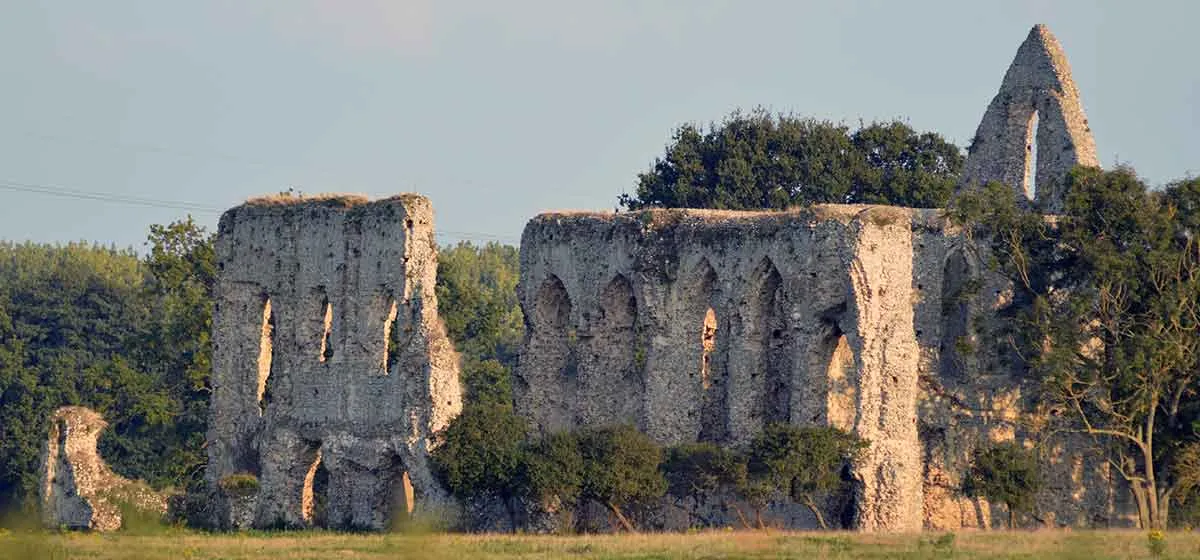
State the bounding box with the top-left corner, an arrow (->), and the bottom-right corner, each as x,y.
960,24 -> 1099,213
206,194 -> 462,530
516,206 -> 924,531
516,206 -> 1134,530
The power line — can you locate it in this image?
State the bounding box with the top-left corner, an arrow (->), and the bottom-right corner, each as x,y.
0,178 -> 520,244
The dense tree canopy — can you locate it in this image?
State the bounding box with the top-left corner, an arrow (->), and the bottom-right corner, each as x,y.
0,218 -> 215,514
952,169 -> 1200,529
620,109 -> 964,211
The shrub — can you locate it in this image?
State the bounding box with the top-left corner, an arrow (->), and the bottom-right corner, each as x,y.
963,441 -> 1041,528
218,473 -> 259,497
743,424 -> 867,529
663,442 -> 748,528
577,425 -> 666,532
431,404 -> 528,530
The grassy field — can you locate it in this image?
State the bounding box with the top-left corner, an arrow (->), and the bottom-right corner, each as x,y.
2,529 -> 1199,560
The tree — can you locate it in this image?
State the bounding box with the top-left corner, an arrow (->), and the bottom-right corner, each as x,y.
620,108 -> 963,211
662,443 -> 749,528
431,403 -> 529,530
435,242 -> 522,407
577,425 -> 667,532
521,431 -> 583,520
744,423 -> 867,530
952,169 -> 1200,529
963,442 -> 1042,528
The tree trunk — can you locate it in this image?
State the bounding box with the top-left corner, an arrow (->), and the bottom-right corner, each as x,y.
607,501 -> 636,533
801,495 -> 828,530
1131,481 -> 1150,529
1008,506 -> 1015,530
755,508 -> 765,530
729,502 -> 753,530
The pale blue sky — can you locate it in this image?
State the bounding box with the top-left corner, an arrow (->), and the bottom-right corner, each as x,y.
1,1 -> 1196,249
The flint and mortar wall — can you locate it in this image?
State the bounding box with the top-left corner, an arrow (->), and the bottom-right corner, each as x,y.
516,205 -> 1134,530
516,205 -> 923,531
207,194 -> 461,530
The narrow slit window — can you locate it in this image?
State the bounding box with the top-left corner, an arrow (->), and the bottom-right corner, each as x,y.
701,307 -> 717,390
1024,111 -> 1039,201
257,296 -> 275,416
382,299 -> 399,374
319,299 -> 333,363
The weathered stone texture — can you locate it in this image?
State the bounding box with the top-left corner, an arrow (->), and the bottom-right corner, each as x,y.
515,206 -> 1134,531
206,194 -> 462,530
516,206 -> 924,530
961,24 -> 1099,213
39,406 -> 168,531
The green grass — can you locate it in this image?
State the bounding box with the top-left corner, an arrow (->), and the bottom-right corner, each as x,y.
1,529 -> 1199,559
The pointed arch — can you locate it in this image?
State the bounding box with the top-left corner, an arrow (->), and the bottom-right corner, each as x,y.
578,274 -> 642,425
752,258 -> 791,425
520,274 -> 576,431
939,250 -> 974,382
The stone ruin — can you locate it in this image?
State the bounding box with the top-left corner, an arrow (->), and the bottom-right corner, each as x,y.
40,406 -> 168,531
961,24 -> 1099,213
513,25 -> 1126,530
205,194 -> 462,530
202,25 -> 1126,532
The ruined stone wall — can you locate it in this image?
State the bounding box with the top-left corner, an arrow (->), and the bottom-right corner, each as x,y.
516,206 -> 924,531
960,24 -> 1099,213
40,406 -> 168,531
515,206 -> 1134,531
206,194 -> 462,530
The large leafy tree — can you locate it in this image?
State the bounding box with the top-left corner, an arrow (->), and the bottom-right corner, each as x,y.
0,218 -> 216,515
620,108 -> 963,210
435,242 -> 522,407
952,169 -> 1200,529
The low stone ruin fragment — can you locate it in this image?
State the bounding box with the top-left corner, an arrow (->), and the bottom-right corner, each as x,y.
39,406 -> 168,531
205,194 -> 462,530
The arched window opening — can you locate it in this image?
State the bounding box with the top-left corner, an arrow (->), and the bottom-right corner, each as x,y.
301,444 -> 325,525
1023,111 -> 1039,201
257,295 -> 275,416
701,307 -> 717,390
825,332 -> 857,431
319,298 -> 334,363
385,458 -> 414,531
939,251 -> 973,382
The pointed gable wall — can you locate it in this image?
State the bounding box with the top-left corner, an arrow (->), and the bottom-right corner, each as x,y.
960,25 -> 1100,213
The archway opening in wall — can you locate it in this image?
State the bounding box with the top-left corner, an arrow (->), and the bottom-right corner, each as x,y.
382,298 -> 399,374
701,307 -> 717,390
301,443 -> 328,526
939,251 -> 972,382
257,295 -> 276,416
1023,110 -> 1039,201
825,329 -> 856,431
534,276 -> 575,379
594,274 -> 640,423
319,296 -> 334,363
756,260 -> 790,424
385,457 -> 414,531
